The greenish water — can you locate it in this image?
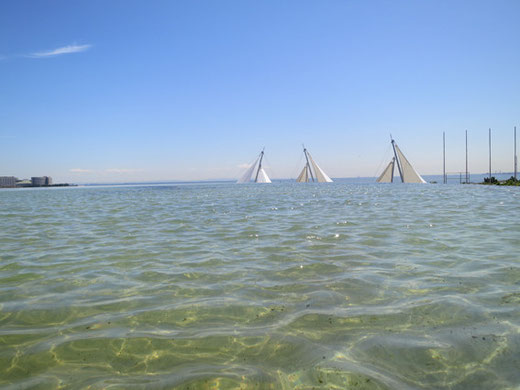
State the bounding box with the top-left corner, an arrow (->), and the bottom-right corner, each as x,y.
1,183 -> 519,389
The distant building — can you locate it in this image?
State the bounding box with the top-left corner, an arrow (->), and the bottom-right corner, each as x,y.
31,177 -> 46,186
0,176 -> 16,188
31,176 -> 52,186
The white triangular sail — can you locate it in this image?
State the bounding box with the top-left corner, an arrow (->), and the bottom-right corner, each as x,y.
308,152 -> 333,182
394,143 -> 426,183
237,156 -> 260,183
237,149 -> 272,183
256,168 -> 271,183
376,158 -> 395,183
296,165 -> 309,182
297,148 -> 333,183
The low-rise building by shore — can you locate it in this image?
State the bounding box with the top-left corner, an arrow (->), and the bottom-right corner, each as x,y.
0,176 -> 17,188
31,176 -> 53,187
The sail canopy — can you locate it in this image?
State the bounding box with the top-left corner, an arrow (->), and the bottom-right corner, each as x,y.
394,143 -> 426,183
296,165 -> 309,182
256,168 -> 271,183
297,148 -> 333,183
376,140 -> 426,184
237,150 -> 272,183
376,158 -> 395,183
237,156 -> 260,183
308,152 -> 333,182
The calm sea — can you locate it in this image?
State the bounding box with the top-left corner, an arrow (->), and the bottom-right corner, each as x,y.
1,182 -> 519,389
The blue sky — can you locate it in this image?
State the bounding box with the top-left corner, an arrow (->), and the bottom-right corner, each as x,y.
1,0 -> 519,182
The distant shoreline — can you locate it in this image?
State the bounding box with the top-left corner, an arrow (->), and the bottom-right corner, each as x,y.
1,172 -> 518,189
0,183 -> 76,189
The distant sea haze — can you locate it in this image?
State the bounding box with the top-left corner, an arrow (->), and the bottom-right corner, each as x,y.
73,172 -> 516,186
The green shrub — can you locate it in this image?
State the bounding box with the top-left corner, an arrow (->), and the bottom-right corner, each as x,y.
483,176 -> 499,184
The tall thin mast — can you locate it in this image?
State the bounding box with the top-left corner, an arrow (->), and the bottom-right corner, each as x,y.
514,126 -> 517,180
443,132 -> 446,184
391,137 -> 404,182
465,130 -> 468,183
390,157 -> 395,183
489,128 -> 492,180
303,146 -> 315,182
254,149 -> 265,183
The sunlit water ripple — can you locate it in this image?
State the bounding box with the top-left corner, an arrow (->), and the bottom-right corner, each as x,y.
1,183 -> 519,389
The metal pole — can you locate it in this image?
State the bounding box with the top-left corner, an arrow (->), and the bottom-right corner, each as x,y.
391,139 -> 404,182
443,132 -> 446,184
303,147 -> 315,182
254,149 -> 264,182
465,130 -> 468,183
390,157 -> 395,183
489,128 -> 492,180
515,126 -> 517,180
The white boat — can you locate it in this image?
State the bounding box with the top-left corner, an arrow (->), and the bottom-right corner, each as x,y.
377,138 -> 426,183
237,149 -> 272,183
296,147 -> 333,182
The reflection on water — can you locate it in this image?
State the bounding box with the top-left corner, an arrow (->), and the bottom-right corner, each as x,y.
1,183 -> 519,388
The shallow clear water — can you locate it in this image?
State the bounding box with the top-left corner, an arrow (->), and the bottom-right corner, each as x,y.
1,183 -> 519,389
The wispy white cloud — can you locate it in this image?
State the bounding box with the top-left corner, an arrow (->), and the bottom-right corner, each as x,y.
30,44 -> 92,58
69,168 -> 93,173
105,168 -> 144,174
237,163 -> 251,169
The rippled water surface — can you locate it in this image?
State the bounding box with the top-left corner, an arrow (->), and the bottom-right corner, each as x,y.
1,183 -> 519,389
